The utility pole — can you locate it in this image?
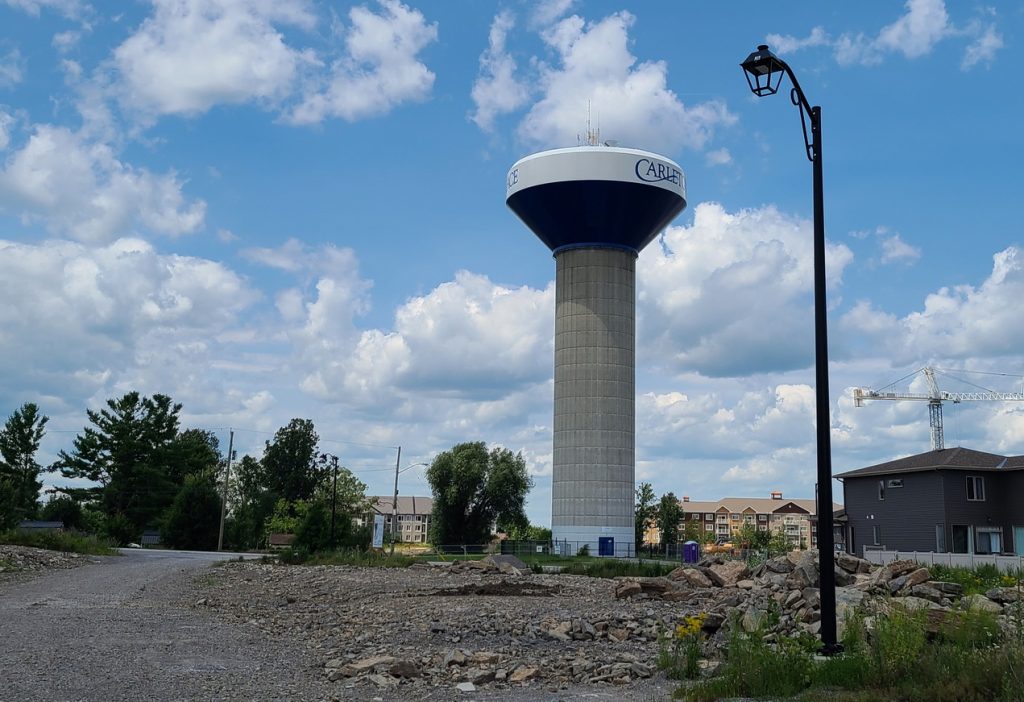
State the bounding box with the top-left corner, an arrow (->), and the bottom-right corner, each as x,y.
390,445 -> 401,556
330,455 -> 339,549
217,428 -> 234,552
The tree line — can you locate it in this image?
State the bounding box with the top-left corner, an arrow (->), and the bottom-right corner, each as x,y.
0,394 -> 372,552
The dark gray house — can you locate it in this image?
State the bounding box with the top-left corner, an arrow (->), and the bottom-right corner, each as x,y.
836,447 -> 1024,557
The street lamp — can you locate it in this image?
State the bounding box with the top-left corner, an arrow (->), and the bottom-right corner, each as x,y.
740,44 -> 841,655
389,457 -> 429,555
319,452 -> 341,548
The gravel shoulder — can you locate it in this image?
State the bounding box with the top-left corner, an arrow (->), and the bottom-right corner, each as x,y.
195,561 -> 685,701
0,550 -> 684,701
0,549 -> 332,702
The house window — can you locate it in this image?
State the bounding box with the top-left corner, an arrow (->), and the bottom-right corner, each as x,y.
951,525 -> 971,554
704,524 -> 713,532
705,514 -> 714,521
730,513 -> 741,520
878,480 -> 885,501
887,479 -> 903,488
935,524 -> 945,553
758,514 -> 767,522
872,526 -> 881,546
976,527 -> 1002,555
966,476 -> 985,501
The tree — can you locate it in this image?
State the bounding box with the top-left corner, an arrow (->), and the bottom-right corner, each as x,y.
225,454 -> 276,550
508,523 -> 552,542
53,392 -> 182,532
634,482 -> 656,547
166,429 -> 221,485
767,528 -> 792,556
656,492 -> 684,548
0,402 -> 49,522
262,419 -> 322,503
162,476 -> 222,550
681,517 -> 703,543
41,495 -> 84,530
427,441 -> 533,545
735,522 -> 759,549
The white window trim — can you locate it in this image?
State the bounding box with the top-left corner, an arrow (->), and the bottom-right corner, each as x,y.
966,475 -> 986,502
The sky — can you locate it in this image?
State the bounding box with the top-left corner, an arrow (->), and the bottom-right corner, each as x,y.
2,0 -> 1023,527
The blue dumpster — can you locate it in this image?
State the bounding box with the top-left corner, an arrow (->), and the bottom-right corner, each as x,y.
683,540 -> 700,563
598,537 -> 614,557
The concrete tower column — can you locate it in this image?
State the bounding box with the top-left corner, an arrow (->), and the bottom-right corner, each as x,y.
552,247 -> 635,553
505,145 -> 686,558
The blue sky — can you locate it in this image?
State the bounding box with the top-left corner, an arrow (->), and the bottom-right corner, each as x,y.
2,0 -> 1023,526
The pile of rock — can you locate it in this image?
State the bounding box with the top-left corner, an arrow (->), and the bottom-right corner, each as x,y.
614,550 -> 1022,642
427,554 -> 532,577
0,544 -> 89,578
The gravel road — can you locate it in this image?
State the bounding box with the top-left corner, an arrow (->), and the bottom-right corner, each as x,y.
0,552 -> 684,701
0,549 -> 332,702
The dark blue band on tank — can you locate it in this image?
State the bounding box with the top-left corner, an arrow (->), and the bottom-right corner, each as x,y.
552,243 -> 638,257
506,179 -> 685,254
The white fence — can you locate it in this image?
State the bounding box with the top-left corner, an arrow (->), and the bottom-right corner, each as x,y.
864,549 -> 1024,573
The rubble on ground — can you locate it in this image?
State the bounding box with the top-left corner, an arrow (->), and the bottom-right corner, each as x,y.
614,550 -> 1021,643
193,557 -> 683,696
0,544 -> 93,581
193,550 -> 1021,696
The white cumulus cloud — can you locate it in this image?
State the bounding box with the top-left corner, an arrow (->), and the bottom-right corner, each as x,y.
638,202 -> 853,377
0,236 -> 257,406
840,246 -> 1024,364
516,11 -> 735,153
287,0 -> 437,124
0,123 -> 206,242
0,49 -> 25,88
470,11 -> 530,132
880,233 -> 921,265
113,0 -> 317,117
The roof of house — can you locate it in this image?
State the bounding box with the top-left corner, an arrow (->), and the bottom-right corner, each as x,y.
17,520 -> 64,529
835,447 -> 1024,480
371,495 -> 434,516
677,497 -> 841,516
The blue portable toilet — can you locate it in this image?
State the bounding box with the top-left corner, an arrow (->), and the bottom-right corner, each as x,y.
598,537 -> 614,557
683,540 -> 700,563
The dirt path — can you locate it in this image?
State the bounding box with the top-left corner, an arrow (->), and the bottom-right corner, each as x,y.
0,550 -> 330,702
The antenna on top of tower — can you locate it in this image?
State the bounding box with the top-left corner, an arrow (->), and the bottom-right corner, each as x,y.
585,100 -> 600,146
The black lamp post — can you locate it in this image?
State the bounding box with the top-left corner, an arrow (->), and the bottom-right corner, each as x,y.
319,452 -> 340,548
741,44 -> 841,655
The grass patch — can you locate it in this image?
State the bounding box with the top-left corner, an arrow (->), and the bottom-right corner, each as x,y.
276,548 -> 417,568
929,563 -> 1022,595
0,557 -> 21,572
679,602 -> 1024,702
0,529 -> 116,556
550,558 -> 677,578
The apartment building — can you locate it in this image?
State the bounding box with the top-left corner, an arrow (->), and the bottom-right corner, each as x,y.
646,492 -> 841,549
370,496 -> 433,544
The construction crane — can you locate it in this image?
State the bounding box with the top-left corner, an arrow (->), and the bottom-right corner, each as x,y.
853,367 -> 1024,451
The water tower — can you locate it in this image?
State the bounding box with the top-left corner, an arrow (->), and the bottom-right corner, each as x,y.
506,145 -> 686,555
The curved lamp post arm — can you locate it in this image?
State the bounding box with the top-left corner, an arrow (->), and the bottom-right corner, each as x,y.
740,44 -> 819,163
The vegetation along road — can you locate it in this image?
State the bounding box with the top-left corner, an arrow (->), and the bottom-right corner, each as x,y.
0,548 -> 334,702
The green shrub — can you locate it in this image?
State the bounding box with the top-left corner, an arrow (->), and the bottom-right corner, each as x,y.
0,529 -> 116,555
930,563 -> 1021,595
680,602 -> 1024,702
576,543 -> 590,557
282,548 -> 416,568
